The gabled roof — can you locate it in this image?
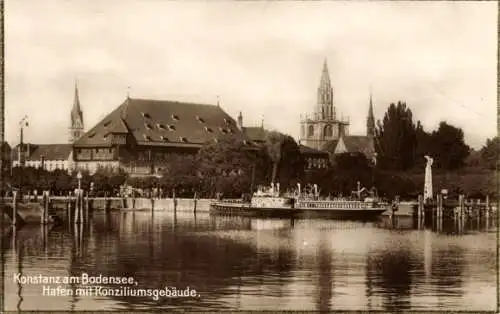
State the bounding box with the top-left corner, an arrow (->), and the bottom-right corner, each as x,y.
339,135 -> 375,157
299,144 -> 329,157
242,126 -> 267,143
14,144 -> 72,161
322,139 -> 339,153
74,97 -> 250,147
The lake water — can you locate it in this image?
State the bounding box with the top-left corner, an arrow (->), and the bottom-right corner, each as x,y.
3,211 -> 498,312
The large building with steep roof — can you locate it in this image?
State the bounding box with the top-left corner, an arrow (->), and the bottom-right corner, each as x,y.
72,97 -> 251,175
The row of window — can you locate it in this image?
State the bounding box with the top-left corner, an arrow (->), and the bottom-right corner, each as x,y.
76,148 -> 113,154
301,124 -> 344,137
306,157 -> 328,169
141,112 -> 233,125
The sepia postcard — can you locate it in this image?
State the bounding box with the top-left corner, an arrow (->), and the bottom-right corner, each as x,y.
1,0 -> 498,312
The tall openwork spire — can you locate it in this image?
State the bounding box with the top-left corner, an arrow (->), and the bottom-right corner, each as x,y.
69,81 -> 84,143
367,89 -> 375,138
316,58 -> 334,120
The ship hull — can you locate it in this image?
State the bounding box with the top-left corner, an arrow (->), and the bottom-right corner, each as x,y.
210,202 -> 387,221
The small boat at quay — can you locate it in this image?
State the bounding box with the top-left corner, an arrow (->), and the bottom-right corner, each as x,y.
210,183 -> 388,220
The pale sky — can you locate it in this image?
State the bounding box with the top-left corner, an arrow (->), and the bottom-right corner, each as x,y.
6,0 -> 497,149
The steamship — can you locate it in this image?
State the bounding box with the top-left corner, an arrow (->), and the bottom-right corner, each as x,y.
210,183 -> 388,220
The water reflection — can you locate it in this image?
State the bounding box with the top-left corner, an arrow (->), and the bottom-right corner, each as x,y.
3,211 -> 497,311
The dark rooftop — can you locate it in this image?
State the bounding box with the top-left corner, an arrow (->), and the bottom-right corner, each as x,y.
74,98 -> 250,147
299,144 -> 329,157
340,135 -> 375,157
14,144 -> 72,161
242,126 -> 268,144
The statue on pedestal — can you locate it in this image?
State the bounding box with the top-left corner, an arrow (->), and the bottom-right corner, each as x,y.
424,155 -> 433,202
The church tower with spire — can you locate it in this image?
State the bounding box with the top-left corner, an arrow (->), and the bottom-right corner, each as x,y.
69,82 -> 84,143
367,91 -> 375,138
299,59 -> 349,150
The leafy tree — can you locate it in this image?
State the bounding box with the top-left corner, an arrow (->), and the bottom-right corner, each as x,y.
265,131 -> 283,184
160,154 -> 200,195
414,121 -> 433,170
375,101 -> 417,171
196,137 -> 265,197
480,136 -> 499,170
264,131 -> 304,187
276,135 -> 305,189
431,121 -> 470,170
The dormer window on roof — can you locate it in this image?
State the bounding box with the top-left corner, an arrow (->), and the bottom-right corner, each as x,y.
196,116 -> 205,123
144,123 -> 153,130
224,118 -> 231,125
103,134 -> 109,140
157,123 -> 166,130
88,132 -> 96,138
219,127 -> 228,134
103,121 -> 111,127
141,112 -> 151,119
167,124 -> 176,131
143,134 -> 152,141
205,126 -> 213,133
171,114 -> 179,121
179,137 -> 188,143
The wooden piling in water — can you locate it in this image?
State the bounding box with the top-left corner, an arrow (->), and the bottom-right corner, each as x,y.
173,189 -> 177,213
193,192 -> 198,213
485,194 -> 490,221
74,190 -> 82,224
417,195 -> 424,220
41,191 -> 49,224
85,193 -> 90,223
12,191 -> 17,226
151,197 -> 155,212
105,197 -> 110,214
66,192 -> 71,222
459,194 -> 465,233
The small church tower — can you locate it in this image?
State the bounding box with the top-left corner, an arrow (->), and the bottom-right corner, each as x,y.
69,82 -> 84,143
367,91 -> 375,138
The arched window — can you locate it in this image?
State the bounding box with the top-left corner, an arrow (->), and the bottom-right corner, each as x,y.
324,124 -> 333,138
308,125 -> 314,137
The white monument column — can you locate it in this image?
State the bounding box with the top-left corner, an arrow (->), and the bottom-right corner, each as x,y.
424,156 -> 433,202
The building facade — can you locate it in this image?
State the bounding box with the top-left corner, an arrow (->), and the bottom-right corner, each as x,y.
12,84 -> 83,172
12,143 -> 73,171
333,93 -> 376,163
72,97 -> 251,175
299,59 -> 377,163
238,111 -> 330,173
299,60 -> 349,151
